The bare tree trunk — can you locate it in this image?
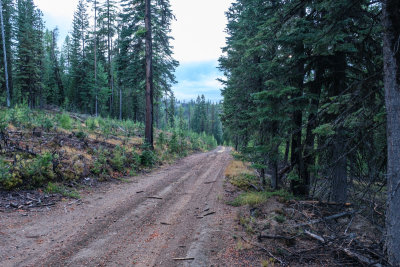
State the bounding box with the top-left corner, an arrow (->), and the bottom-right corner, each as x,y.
330,52 -> 347,203
107,0 -> 114,115
94,0 -> 98,117
145,0 -> 154,149
119,87 -> 122,120
383,0 -> 400,265
290,8 -> 306,196
0,0 -> 10,107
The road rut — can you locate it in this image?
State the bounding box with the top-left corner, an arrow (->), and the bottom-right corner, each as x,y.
0,147 -> 236,267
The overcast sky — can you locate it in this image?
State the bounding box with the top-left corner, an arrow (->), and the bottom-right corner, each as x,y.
34,0 -> 233,102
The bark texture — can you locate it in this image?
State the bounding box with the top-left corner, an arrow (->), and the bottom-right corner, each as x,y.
0,0 -> 10,107
145,0 -> 154,148
383,0 -> 400,265
330,52 -> 347,203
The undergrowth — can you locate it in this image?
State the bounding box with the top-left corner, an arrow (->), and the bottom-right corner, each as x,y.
230,190 -> 293,207
0,105 -> 218,191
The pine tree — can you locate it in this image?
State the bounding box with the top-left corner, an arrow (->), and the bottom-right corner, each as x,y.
15,0 -> 44,108
118,0 -> 178,123
69,0 -> 90,112
98,0 -> 118,115
220,0 -> 384,196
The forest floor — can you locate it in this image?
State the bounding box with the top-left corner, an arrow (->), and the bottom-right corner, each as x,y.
0,146 -> 257,267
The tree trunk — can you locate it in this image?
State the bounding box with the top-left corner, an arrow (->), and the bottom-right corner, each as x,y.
145,0 -> 154,149
330,52 -> 347,203
107,0 -> 114,115
94,0 -> 98,117
302,64 -> 323,198
290,8 -> 306,196
383,0 -> 400,265
119,87 -> 122,120
51,30 -> 65,103
0,0 -> 10,107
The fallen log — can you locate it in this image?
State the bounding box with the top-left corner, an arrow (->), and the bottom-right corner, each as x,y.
304,230 -> 325,243
290,200 -> 352,207
342,248 -> 382,267
294,211 -> 356,228
302,230 -> 383,267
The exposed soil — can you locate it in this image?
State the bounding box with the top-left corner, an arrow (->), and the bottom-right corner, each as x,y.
0,146 -> 252,267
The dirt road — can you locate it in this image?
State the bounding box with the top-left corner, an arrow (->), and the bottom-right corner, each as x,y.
0,147 -> 238,267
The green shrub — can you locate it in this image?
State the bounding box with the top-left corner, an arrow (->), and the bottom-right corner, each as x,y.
85,117 -> 98,131
168,131 -> 179,154
41,117 -> 54,131
26,152 -> 55,186
140,149 -> 158,167
75,130 -> 87,140
128,150 -> 141,170
157,132 -> 166,148
58,113 -> 72,130
110,146 -> 127,172
0,159 -> 22,190
92,148 -> 110,176
9,104 -> 30,126
0,118 -> 7,132
230,173 -> 257,190
189,134 -> 201,151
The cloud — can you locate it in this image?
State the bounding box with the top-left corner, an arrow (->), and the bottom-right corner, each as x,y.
34,0 -> 231,101
35,0 -> 81,21
170,0 -> 233,63
172,61 -> 223,102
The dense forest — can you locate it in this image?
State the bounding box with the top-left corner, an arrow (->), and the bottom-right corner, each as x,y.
219,0 -> 399,264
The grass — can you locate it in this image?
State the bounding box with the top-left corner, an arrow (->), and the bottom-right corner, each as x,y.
229,190 -> 294,207
224,160 -> 253,179
45,182 -> 81,199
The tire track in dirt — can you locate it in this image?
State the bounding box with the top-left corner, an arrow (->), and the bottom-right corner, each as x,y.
0,147 -> 234,267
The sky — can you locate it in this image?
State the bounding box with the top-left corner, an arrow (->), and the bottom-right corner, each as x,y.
34,0 -> 233,102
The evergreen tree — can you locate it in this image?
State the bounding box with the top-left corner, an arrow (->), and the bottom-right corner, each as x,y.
15,0 -> 44,108
69,0 -> 90,112
220,0 -> 384,196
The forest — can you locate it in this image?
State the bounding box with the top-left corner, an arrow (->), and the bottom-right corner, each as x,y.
219,0 -> 399,265
0,0 -> 223,140
1,0 -> 400,266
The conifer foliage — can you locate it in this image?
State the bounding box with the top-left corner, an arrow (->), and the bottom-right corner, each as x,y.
0,0 -> 178,124
220,0 -> 385,202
